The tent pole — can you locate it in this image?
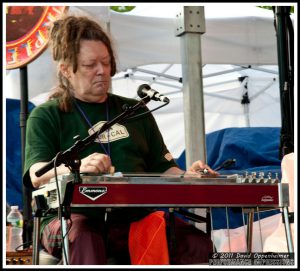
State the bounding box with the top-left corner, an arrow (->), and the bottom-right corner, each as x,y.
175,6 -> 207,166
175,6 -> 207,231
20,66 -> 32,248
273,6 -> 294,158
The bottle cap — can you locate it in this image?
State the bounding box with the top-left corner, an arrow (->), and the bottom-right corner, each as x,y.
11,206 -> 19,210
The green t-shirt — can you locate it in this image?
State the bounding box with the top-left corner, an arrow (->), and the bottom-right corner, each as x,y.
24,94 -> 178,229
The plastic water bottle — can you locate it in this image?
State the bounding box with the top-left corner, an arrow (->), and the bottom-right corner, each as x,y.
7,206 -> 23,251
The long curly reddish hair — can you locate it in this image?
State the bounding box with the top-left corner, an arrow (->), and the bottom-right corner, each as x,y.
48,15 -> 117,112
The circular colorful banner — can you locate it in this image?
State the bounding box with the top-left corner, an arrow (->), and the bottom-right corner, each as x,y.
6,6 -> 68,70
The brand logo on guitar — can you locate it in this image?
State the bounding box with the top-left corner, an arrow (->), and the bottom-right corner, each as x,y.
261,195 -> 274,202
79,186 -> 107,201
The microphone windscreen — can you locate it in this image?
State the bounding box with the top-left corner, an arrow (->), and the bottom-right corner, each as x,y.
137,84 -> 151,98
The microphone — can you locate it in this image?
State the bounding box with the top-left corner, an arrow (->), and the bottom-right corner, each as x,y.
137,84 -> 170,103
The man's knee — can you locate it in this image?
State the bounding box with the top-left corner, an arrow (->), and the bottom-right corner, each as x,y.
171,219 -> 213,264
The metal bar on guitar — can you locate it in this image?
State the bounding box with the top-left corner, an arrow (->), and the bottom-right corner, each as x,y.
246,209 -> 254,253
32,216 -> 40,265
225,207 -> 231,252
61,218 -> 70,265
256,206 -> 264,252
283,206 -> 294,253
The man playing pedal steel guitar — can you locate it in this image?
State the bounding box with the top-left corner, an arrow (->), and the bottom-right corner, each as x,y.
23,15 -> 218,265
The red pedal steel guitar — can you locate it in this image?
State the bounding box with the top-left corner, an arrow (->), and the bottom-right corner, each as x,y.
32,173 -> 289,208
31,173 -> 293,264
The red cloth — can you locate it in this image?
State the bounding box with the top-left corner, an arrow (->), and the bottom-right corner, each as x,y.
129,211 -> 169,265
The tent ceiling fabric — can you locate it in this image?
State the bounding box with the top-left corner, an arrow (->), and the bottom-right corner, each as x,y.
75,6 -> 278,70
114,14 -> 277,70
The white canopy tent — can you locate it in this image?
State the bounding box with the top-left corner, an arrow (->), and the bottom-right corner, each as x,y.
5,4 -> 283,157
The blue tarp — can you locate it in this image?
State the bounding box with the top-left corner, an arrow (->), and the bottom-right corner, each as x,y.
177,126 -> 281,176
6,98 -> 35,208
176,127 -> 282,229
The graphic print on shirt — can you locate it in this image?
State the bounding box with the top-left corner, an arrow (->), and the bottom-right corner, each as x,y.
88,121 -> 129,143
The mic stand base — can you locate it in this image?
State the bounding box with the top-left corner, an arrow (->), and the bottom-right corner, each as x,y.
61,210 -> 70,265
59,153 -> 81,264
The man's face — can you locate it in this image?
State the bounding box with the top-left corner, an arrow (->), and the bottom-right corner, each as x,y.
68,39 -> 112,103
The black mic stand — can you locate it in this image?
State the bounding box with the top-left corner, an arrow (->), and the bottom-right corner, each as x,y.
56,146 -> 81,265
33,97 -> 150,264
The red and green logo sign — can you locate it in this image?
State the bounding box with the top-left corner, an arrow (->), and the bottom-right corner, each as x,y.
6,6 -> 67,70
